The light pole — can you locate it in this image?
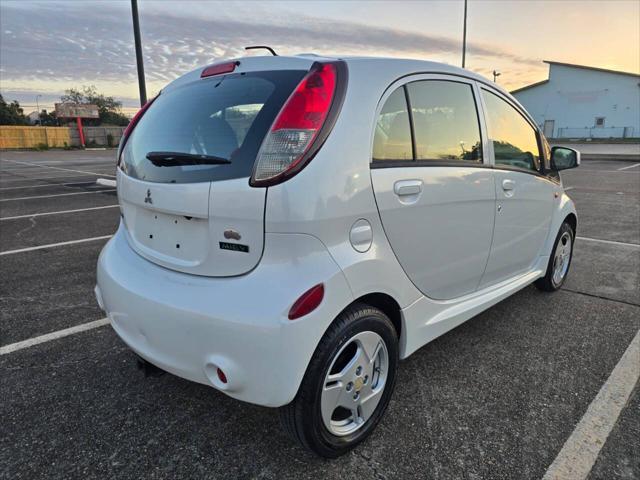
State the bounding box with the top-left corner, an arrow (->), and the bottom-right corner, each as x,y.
36,95 -> 42,125
462,0 -> 468,68
493,70 -> 501,82
131,0 -> 147,106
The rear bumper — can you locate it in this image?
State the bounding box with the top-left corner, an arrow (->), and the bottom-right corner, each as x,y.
96,223 -> 353,407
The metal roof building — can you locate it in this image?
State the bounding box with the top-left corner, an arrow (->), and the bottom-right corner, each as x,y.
511,61 -> 640,139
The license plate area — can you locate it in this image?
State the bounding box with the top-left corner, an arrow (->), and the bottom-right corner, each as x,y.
127,206 -> 210,264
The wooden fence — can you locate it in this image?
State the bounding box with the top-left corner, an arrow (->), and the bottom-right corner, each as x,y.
0,126 -> 127,149
0,126 -> 71,149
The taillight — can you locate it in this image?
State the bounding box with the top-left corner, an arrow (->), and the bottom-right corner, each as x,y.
251,61 -> 346,186
201,61 -> 238,78
288,284 -> 324,320
118,94 -> 159,165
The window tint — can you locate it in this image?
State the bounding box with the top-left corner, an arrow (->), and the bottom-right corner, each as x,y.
121,70 -> 306,183
407,80 -> 482,162
372,87 -> 413,162
481,89 -> 541,172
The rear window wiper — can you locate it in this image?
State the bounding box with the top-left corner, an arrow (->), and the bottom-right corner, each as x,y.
146,151 -> 232,166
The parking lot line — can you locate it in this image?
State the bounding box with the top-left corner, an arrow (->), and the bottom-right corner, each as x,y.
576,236 -> 640,248
3,159 -> 116,178
0,235 -> 112,256
0,181 -> 98,191
617,162 -> 640,171
0,318 -> 109,355
0,189 -> 115,202
542,329 -> 640,480
0,205 -> 119,221
0,173 -> 105,183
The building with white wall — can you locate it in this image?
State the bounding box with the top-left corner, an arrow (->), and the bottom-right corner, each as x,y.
511,61 -> 639,139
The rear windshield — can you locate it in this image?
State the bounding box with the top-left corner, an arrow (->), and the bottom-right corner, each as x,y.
120,70 -> 307,183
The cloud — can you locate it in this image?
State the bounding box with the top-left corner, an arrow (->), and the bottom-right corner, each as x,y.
1,0 -> 540,92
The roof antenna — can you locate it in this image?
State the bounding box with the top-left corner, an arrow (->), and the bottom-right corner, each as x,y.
245,45 -> 278,56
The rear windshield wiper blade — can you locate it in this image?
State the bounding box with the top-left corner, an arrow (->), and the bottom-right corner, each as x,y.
146,151 -> 231,166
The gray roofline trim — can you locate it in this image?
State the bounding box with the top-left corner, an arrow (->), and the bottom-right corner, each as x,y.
543,60 -> 640,78
510,79 -> 549,95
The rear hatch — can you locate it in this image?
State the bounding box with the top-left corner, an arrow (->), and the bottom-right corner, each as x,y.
118,66 -> 308,276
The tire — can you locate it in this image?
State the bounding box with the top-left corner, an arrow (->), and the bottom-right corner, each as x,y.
535,221 -> 574,292
279,303 -> 399,458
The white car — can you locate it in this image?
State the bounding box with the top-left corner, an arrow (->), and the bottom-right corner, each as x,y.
96,54 -> 580,457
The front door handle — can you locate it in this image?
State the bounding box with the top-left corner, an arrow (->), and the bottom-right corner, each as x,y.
394,180 -> 422,196
502,179 -> 516,191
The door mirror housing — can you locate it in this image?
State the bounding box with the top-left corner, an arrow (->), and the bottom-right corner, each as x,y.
551,146 -> 580,171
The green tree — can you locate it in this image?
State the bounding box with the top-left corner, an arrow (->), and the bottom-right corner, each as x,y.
38,110 -> 59,126
60,85 -> 129,126
0,95 -> 28,125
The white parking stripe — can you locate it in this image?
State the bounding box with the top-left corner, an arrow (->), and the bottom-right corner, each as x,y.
96,178 -> 117,187
542,330 -> 640,480
0,318 -> 110,355
0,189 -> 115,202
0,173 -> 103,183
0,181 -> 97,191
563,187 -> 575,191
0,205 -> 119,221
617,162 -> 640,171
576,236 -> 640,248
3,159 -> 116,178
0,235 -> 112,256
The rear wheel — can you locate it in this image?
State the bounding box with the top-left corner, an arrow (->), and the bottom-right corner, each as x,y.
535,221 -> 574,291
279,303 -> 398,458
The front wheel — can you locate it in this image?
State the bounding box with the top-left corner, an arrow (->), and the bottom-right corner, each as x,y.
535,221 -> 575,291
279,303 -> 399,458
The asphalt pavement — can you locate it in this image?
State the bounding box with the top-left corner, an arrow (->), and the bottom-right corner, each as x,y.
0,150 -> 638,479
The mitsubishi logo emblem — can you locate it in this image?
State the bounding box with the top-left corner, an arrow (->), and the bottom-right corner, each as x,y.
144,189 -> 153,204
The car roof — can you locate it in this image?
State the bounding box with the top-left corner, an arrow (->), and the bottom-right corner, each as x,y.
163,54 -> 526,124
166,54 -> 497,92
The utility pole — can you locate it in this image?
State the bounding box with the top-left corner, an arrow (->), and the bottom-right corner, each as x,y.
493,70 -> 501,82
462,0 -> 468,68
131,0 -> 147,106
36,95 -> 41,125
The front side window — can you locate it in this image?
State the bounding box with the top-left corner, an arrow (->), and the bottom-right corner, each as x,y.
481,89 -> 541,172
372,87 -> 413,162
407,80 -> 482,162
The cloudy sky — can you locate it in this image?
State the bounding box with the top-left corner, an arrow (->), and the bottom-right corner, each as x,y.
1,0 -> 639,115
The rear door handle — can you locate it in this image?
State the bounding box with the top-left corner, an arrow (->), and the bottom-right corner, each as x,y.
394,180 -> 422,196
502,179 -> 516,191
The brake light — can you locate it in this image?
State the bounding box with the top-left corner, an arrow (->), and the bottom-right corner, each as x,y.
288,284 -> 324,320
251,62 -> 343,186
201,61 -> 238,78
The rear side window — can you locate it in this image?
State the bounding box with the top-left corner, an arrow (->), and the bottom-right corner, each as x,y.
407,80 -> 482,162
372,87 -> 413,162
120,70 -> 307,183
481,89 -> 541,172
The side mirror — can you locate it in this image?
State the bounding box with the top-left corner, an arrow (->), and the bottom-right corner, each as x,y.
551,146 -> 580,171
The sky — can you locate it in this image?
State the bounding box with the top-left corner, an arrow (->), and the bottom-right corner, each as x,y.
1,0 -> 639,116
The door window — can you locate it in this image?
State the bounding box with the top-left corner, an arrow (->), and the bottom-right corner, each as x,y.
481,89 -> 541,172
372,87 -> 413,162
407,80 -> 482,162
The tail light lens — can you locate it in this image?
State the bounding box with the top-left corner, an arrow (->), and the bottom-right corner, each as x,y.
118,94 -> 159,165
251,62 -> 345,186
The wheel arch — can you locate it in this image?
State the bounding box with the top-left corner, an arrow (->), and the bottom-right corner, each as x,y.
564,212 -> 577,235
542,193 -> 578,257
